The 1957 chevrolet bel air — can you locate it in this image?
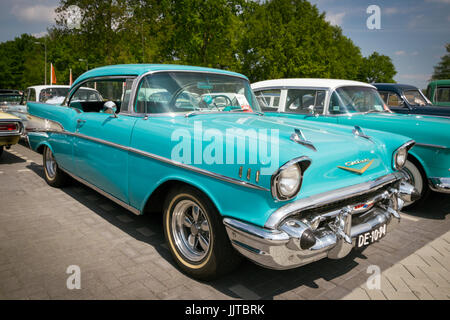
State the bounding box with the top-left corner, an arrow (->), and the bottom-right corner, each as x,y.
252,79 -> 450,208
27,64 -> 417,279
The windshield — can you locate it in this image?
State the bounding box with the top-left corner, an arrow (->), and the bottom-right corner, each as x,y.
135,72 -> 261,114
329,86 -> 387,114
39,88 -> 70,104
0,94 -> 22,104
404,90 -> 429,106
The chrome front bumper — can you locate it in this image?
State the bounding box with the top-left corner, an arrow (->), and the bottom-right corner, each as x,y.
224,173 -> 417,270
429,177 -> 450,194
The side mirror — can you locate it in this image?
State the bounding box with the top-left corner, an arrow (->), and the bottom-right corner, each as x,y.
103,101 -> 117,117
308,105 -> 316,115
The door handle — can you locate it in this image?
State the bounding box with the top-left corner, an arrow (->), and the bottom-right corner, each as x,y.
76,119 -> 86,124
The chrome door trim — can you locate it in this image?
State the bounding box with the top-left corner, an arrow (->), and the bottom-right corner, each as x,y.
39,129 -> 269,192
415,143 -> 448,150
59,167 -> 141,215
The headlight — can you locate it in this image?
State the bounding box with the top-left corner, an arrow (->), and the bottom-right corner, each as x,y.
393,140 -> 415,170
271,157 -> 311,201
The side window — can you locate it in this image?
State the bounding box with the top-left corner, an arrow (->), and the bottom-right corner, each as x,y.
135,76 -> 172,114
286,89 -> 325,114
378,91 -> 389,103
69,78 -> 133,113
28,89 -> 36,102
436,86 -> 450,103
387,93 -> 403,107
254,89 -> 281,112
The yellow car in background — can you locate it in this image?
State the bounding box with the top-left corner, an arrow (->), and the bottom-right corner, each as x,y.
0,112 -> 23,158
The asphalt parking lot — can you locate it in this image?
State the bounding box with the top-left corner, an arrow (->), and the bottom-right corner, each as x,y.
0,142 -> 449,300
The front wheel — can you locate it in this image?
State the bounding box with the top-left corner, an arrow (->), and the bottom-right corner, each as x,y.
163,185 -> 241,280
43,146 -> 69,188
400,159 -> 429,208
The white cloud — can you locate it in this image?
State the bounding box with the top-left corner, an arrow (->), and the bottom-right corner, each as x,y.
11,4 -> 57,23
395,50 -> 406,56
32,31 -> 48,38
325,12 -> 346,26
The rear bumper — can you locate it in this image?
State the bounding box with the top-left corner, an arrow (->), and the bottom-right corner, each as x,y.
0,135 -> 20,146
429,177 -> 450,194
224,173 -> 416,270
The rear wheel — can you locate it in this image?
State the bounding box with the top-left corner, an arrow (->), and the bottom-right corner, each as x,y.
43,146 -> 69,188
401,159 -> 429,208
163,185 -> 241,280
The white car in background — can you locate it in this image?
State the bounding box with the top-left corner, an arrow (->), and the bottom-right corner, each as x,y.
3,85 -> 102,133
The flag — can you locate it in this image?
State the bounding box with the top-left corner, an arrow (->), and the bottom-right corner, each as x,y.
69,68 -> 73,86
50,63 -> 57,85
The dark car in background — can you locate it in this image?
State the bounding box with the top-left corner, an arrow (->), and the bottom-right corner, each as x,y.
0,89 -> 23,106
374,83 -> 450,118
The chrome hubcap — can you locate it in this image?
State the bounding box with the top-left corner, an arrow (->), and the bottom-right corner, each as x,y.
171,200 -> 211,262
400,166 -> 422,206
44,147 -> 57,178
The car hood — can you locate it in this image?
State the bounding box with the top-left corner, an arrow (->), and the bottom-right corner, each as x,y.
338,112 -> 450,147
144,113 -> 409,200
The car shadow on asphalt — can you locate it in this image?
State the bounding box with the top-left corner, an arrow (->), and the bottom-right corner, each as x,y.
23,161 -> 447,300
1,149 -> 27,164
402,191 -> 450,220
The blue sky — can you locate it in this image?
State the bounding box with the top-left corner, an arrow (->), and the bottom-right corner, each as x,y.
309,0 -> 450,88
1,0 -> 449,89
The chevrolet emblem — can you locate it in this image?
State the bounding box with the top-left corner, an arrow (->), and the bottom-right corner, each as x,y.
338,159 -> 374,174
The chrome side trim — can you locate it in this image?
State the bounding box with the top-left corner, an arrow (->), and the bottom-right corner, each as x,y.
415,143 -> 448,150
429,177 -> 450,194
60,167 -> 141,215
39,130 -> 269,192
265,171 -> 403,229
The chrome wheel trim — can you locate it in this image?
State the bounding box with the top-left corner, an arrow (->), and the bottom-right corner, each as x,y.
400,161 -> 423,206
171,199 -> 211,262
44,147 -> 57,179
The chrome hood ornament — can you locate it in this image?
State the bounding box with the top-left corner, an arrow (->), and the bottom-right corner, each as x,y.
290,128 -> 317,152
352,125 -> 371,140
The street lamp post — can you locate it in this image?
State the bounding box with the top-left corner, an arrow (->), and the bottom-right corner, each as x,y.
34,41 -> 47,85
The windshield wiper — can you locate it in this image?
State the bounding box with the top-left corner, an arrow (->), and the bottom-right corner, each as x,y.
227,108 -> 264,116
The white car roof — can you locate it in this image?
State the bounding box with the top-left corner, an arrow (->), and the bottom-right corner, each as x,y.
251,78 -> 375,91
27,85 -> 71,91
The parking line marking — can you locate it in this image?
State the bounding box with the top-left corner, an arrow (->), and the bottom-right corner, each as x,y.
400,214 -> 420,222
17,169 -> 31,172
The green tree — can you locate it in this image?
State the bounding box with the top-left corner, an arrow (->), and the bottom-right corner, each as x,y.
237,0 -> 363,82
158,0 -> 243,70
432,43 -> 450,80
357,52 -> 396,83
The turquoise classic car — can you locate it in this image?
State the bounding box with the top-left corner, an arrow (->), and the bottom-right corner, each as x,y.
26,65 -> 417,279
252,79 -> 450,208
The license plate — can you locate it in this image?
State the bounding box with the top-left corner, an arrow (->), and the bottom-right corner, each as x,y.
356,224 -> 387,248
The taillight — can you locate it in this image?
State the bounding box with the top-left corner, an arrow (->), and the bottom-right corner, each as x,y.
0,123 -> 18,132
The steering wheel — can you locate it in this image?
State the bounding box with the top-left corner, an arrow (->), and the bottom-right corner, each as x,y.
210,95 -> 233,109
